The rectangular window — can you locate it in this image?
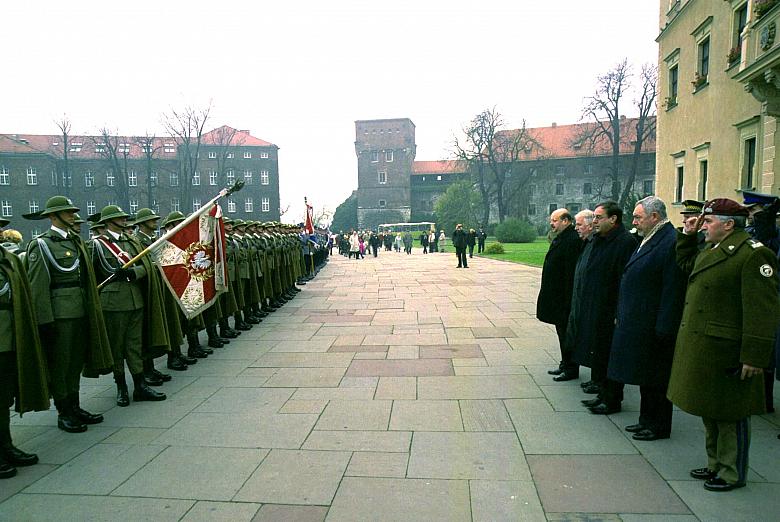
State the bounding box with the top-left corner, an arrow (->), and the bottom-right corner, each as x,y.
529,184 -> 536,197
26,167 -> 38,185
698,160 -> 708,200
28,200 -> 39,213
260,170 -> 269,185
208,151 -> 217,159
669,64 -> 678,101
192,171 -> 200,186
69,142 -> 82,152
164,143 -> 176,153
378,171 -> 387,184
150,171 -> 157,187
548,203 -> 557,214
193,198 -> 201,212
698,36 -> 710,79
378,199 -> 386,208
385,150 -> 393,162
226,169 -> 235,184
583,164 -> 593,175
675,165 -> 684,202
227,152 -> 234,159
86,201 -> 96,215
51,170 -> 58,186
0,167 -> 9,185
151,199 -> 159,213
244,170 -> 253,184
129,198 -> 138,214
583,182 -> 592,195
1,201 -> 12,217
141,144 -> 153,154
261,197 -> 270,212
169,171 -> 179,187
260,151 -> 269,159
744,137 -> 756,188
643,179 -> 655,195
555,165 -> 565,175
734,4 -> 748,52
371,151 -> 379,163
243,151 -> 252,159
568,203 -> 581,214
62,172 -> 72,188
95,143 -> 105,153
85,171 -> 94,187
107,170 -> 115,187
555,183 -> 564,196
244,197 -> 253,212
209,170 -> 218,185
128,170 -> 137,187
645,160 -> 654,172
227,199 -> 237,213
118,143 -> 130,153
171,198 -> 180,212
528,204 -> 536,216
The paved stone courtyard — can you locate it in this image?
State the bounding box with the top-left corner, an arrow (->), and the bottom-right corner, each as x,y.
2,248 -> 779,521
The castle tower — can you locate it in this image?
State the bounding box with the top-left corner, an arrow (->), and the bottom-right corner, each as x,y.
355,118 -> 416,229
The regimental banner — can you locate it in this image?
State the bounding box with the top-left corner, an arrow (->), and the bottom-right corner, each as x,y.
153,204 -> 228,319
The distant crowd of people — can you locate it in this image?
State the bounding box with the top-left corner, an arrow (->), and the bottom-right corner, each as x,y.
537,193 -> 780,493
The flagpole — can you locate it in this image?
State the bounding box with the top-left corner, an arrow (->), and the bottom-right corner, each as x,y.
96,180 -> 245,289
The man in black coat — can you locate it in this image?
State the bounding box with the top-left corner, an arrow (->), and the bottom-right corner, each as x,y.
571,201 -> 637,414
607,197 -> 686,439
467,229 -> 477,258
452,224 -> 468,268
537,208 -> 582,381
477,228 -> 487,253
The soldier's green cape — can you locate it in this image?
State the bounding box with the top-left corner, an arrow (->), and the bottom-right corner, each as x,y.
0,246 -> 49,414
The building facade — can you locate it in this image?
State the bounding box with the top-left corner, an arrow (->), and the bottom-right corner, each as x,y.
355,118 -> 656,229
0,126 -> 280,240
656,0 -> 775,214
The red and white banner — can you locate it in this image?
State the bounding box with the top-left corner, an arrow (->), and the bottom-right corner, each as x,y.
153,204 -> 228,319
304,199 -> 314,235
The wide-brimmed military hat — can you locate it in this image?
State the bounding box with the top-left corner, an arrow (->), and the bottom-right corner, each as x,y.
98,205 -> 129,223
0,218 -> 9,228
161,211 -> 186,228
133,208 -> 161,225
222,217 -> 234,225
90,221 -> 106,230
73,213 -> 85,224
680,199 -> 705,215
39,195 -> 80,216
232,219 -> 247,228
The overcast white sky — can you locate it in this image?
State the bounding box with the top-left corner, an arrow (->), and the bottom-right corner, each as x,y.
2,0 -> 659,221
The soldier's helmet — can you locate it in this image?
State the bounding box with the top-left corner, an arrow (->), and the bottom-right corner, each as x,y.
133,208 -> 161,225
98,205 -> 130,223
41,195 -> 80,216
161,211 -> 186,228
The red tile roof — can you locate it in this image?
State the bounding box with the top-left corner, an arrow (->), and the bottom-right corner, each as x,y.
200,125 -> 276,147
412,160 -> 467,175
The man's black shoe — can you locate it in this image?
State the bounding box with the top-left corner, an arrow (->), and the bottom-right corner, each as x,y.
582,383 -> 601,394
0,462 -> 17,479
588,403 -> 621,415
580,380 -> 593,389
133,383 -> 167,402
152,369 -> 172,382
143,373 -> 164,386
703,477 -> 745,492
632,428 -> 670,441
553,372 -> 579,382
167,358 -> 188,371
218,337 -> 231,344
57,415 -> 88,433
220,329 -> 239,339
246,317 -> 261,325
581,397 -> 602,407
179,354 -> 197,365
72,406 -> 103,425
201,346 -> 214,355
236,323 -> 252,331
547,367 -> 564,376
689,467 -> 717,480
207,338 -> 224,348
2,446 -> 39,467
625,423 -> 645,433
188,349 -> 208,359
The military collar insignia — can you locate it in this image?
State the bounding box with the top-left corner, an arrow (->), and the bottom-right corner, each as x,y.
760,264 -> 774,277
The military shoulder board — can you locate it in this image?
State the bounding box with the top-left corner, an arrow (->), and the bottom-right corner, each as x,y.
748,239 -> 764,249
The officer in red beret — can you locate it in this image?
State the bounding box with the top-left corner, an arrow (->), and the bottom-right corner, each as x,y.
669,198 -> 780,491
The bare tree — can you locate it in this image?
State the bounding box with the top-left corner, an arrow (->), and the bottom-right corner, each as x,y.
53,115 -> 73,197
580,59 -> 657,209
134,133 -> 163,208
453,108 -> 499,226
92,128 -> 131,210
162,103 -> 212,209
207,125 -> 244,187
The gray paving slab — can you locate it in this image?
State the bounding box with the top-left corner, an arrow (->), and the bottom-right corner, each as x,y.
0,493 -> 194,521
0,464 -> 57,504
315,399 -> 392,430
263,367 -> 346,387
669,480 -> 780,521
17,425 -> 117,464
418,374 -> 543,399
469,479 -> 546,521
302,430 -> 412,452
460,399 -> 515,431
389,399 -> 463,431
345,451 -> 409,478
252,504 -> 329,522
181,501 -> 262,521
326,477 -> 471,522
194,387 -> 293,414
234,449 -> 350,504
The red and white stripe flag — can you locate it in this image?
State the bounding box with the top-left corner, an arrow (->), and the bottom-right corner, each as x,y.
305,197 -> 314,235
153,204 -> 228,319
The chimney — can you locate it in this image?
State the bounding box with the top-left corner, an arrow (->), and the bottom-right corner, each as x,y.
551,122 -> 557,128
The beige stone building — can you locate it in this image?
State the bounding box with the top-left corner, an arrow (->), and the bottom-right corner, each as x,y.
656,0 -> 780,216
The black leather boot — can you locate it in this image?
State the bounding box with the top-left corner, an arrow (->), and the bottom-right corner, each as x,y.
0,416 -> 37,469
55,397 -> 87,433
132,373 -> 166,402
206,325 -> 225,348
167,353 -> 188,371
142,359 -> 164,386
70,393 -> 103,425
114,373 -> 130,407
187,331 -> 208,358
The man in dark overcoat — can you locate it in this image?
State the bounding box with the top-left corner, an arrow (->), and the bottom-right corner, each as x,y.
607,197 -> 686,440
571,201 -> 637,414
669,198 -> 780,491
537,208 -> 582,381
452,224 -> 468,267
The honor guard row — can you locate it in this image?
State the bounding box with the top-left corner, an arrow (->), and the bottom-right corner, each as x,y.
0,195 -> 324,480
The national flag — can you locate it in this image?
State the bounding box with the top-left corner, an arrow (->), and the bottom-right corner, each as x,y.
304,197 -> 314,235
152,204 -> 228,319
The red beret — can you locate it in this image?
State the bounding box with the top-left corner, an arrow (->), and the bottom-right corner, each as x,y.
703,198 -> 749,217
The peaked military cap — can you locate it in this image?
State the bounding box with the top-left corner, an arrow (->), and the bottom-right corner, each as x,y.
133,208 -> 161,225
98,205 -> 129,223
161,211 -> 186,228
39,195 -> 80,216
741,190 -> 778,206
680,199 -> 705,214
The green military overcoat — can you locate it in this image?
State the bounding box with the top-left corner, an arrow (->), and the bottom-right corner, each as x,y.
667,230 -> 780,421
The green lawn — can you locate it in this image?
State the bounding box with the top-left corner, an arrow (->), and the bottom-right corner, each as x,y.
476,237 -> 549,267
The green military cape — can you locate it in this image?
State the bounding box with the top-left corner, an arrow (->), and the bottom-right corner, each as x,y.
0,246 -> 49,414
126,235 -> 170,358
